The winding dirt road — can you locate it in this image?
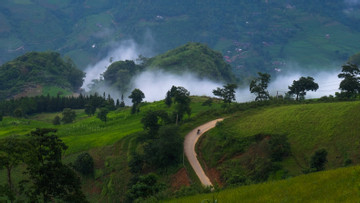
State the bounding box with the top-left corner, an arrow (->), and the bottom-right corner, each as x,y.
184,118 -> 224,187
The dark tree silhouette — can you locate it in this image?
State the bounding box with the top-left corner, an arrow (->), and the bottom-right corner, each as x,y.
0,136 -> 29,202
84,103 -> 96,116
310,148 -> 328,172
213,83 -> 238,104
97,108 -> 109,123
338,63 -> 360,98
73,153 -> 94,176
288,76 -> 319,100
164,90 -> 172,107
52,116 -> 61,125
24,128 -> 87,202
250,72 -> 271,101
128,89 -> 145,114
170,86 -> 191,122
61,108 -> 76,124
141,110 -> 169,137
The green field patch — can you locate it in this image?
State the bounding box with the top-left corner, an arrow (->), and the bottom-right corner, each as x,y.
200,101 -> 360,184
42,86 -> 72,97
165,165 -> 360,202
0,97 -> 223,155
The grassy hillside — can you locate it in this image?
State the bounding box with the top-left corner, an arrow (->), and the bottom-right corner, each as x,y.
0,97 -> 223,155
2,98 -> 360,201
165,165 -> 360,202
0,96 -> 225,202
199,101 -> 360,189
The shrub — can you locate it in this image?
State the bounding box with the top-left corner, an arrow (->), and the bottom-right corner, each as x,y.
73,152 -> 94,176
52,115 -> 61,125
13,108 -> 24,118
344,158 -> 352,166
202,98 -> 213,106
61,108 -> 76,124
310,149 -> 328,171
269,134 -> 291,161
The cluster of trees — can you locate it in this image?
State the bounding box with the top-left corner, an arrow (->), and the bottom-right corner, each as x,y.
248,72 -> 319,101
127,122 -> 182,202
212,72 -> 320,104
129,86 -> 191,171
128,88 -> 145,114
165,86 -> 192,122
246,63 -> 360,102
213,84 -> 238,104
0,129 -> 87,202
102,60 -> 145,93
0,93 -> 118,117
126,86 -> 191,202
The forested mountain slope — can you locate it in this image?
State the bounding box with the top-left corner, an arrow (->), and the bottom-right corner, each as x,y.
0,52 -> 84,100
147,42 -> 236,82
1,0 -> 360,78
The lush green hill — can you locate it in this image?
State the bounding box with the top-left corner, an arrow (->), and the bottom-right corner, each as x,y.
147,42 -> 236,83
0,97 -> 222,154
0,96 -> 224,202
2,97 -> 360,202
199,101 -> 360,188
165,165 -> 360,202
98,43 -> 237,93
1,0 -> 360,77
0,51 -> 84,99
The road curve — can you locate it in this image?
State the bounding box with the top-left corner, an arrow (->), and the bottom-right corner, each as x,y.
184,118 -> 224,187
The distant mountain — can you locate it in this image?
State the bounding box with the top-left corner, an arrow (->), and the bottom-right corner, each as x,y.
0,52 -> 84,100
100,42 -> 236,93
1,0 -> 360,78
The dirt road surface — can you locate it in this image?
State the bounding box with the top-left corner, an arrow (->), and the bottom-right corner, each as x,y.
184,118 -> 224,187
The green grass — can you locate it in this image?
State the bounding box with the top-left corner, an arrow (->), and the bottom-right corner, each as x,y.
42,86 -> 72,97
164,165 -> 360,202
0,96 -> 225,202
200,101 -> 360,179
0,97 -> 223,155
3,99 -> 360,202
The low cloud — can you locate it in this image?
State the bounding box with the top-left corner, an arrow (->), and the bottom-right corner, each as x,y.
268,70 -> 341,99
87,68 -> 342,105
131,70 -> 223,103
82,33 -> 154,91
82,34 -> 343,104
128,68 -> 342,104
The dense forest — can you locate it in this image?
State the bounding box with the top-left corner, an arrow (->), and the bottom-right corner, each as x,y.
0,93 -> 116,117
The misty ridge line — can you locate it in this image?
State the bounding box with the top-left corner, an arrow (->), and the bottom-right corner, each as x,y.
82,40 -> 342,104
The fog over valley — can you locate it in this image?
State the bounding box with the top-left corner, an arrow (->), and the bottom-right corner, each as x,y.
83,40 -> 342,104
